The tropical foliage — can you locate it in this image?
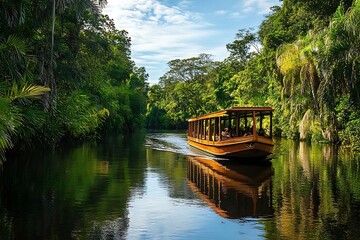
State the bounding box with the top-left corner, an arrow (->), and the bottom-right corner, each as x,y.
147,0 -> 360,151
0,0 -> 148,162
2,0 -> 360,158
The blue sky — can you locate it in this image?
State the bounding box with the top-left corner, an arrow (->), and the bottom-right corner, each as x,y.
103,0 -> 281,84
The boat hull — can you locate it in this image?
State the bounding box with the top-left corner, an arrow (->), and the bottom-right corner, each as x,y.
187,136 -> 273,159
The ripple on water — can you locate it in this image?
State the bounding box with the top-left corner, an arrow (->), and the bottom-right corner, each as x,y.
145,132 -> 226,160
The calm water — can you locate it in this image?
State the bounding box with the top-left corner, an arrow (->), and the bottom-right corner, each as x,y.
1,131 -> 360,239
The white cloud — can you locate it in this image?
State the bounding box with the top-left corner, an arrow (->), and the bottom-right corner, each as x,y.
242,0 -> 279,14
103,0 -> 218,84
230,12 -> 242,18
178,0 -> 192,8
215,10 -> 227,16
103,0 -> 280,84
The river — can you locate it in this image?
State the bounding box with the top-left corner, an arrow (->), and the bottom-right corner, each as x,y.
1,131 -> 360,239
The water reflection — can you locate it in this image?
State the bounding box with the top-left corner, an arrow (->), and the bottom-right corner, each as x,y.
0,132 -> 148,240
187,156 -> 274,219
269,139 -> 360,240
2,133 -> 360,239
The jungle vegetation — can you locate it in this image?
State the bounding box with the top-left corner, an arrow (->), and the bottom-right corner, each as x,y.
146,0 -> 360,151
0,0 -> 148,163
1,0 -> 360,163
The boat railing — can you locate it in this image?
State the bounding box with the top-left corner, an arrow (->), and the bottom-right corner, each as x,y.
190,130 -> 272,142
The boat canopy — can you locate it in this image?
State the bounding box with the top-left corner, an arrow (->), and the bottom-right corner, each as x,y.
188,107 -> 273,122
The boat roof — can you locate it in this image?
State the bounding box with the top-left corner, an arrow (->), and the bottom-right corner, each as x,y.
188,107 -> 273,122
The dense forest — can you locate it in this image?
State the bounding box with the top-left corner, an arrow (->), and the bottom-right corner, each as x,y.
1,0 -> 360,163
147,0 -> 360,151
0,0 -> 148,163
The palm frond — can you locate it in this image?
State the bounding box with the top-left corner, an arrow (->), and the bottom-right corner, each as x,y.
9,83 -> 51,104
276,43 -> 301,74
0,35 -> 29,83
0,130 -> 13,152
5,35 -> 27,55
15,105 -> 46,141
344,0 -> 360,38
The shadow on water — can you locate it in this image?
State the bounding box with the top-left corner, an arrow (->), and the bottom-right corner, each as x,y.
187,156 -> 274,219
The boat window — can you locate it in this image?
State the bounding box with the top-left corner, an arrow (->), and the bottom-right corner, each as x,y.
255,112 -> 272,137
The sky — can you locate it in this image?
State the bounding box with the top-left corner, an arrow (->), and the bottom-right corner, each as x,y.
103,0 -> 281,85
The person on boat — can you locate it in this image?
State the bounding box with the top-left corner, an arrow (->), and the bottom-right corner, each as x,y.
243,126 -> 253,136
227,128 -> 231,137
258,128 -> 265,136
221,129 -> 226,139
222,128 -> 230,139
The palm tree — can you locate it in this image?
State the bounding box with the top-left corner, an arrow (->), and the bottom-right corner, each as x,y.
0,83 -> 50,164
313,1 -> 360,142
276,31 -> 321,139
276,30 -> 320,108
0,34 -> 50,164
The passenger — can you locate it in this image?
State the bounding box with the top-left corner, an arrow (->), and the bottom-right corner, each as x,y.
225,128 -> 230,138
221,130 -> 226,139
243,127 -> 253,136
221,128 -> 230,139
258,128 -> 265,136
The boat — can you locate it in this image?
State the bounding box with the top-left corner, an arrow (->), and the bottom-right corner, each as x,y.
187,156 -> 274,218
187,107 -> 274,159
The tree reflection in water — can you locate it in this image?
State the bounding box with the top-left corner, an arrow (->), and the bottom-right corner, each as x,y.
1,134 -> 360,239
267,139 -> 360,240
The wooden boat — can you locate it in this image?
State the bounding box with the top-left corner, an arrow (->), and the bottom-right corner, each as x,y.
187,107 -> 274,159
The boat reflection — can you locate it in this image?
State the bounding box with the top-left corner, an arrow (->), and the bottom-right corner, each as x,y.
187,156 -> 274,219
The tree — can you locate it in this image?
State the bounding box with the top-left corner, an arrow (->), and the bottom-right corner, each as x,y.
226,29 -> 259,64
317,1 -> 360,143
0,0 -> 149,159
146,54 -> 218,128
